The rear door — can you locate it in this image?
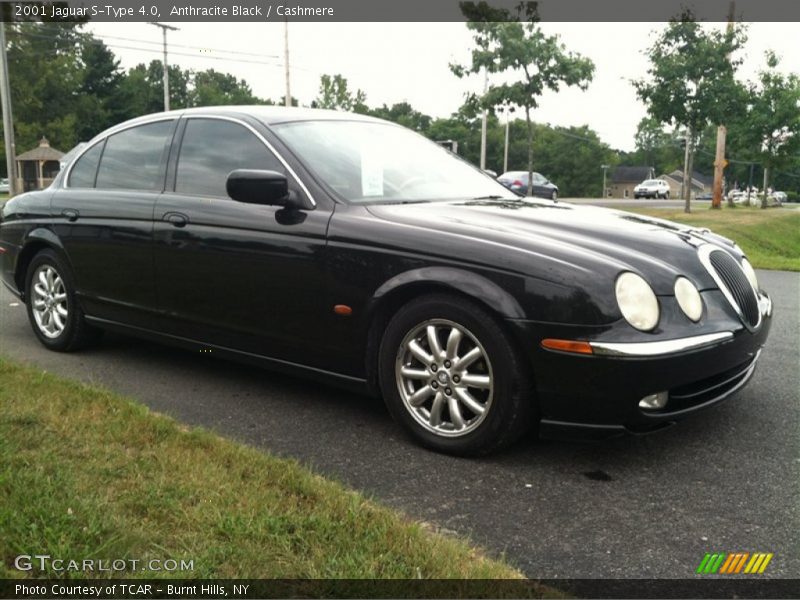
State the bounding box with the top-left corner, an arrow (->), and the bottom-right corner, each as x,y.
51,118 -> 176,327
152,115 -> 332,366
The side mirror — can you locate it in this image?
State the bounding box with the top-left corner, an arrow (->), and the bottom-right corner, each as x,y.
226,169 -> 292,206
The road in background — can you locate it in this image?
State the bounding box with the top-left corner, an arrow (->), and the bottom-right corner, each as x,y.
0,271 -> 797,578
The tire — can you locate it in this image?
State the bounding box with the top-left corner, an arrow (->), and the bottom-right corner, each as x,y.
378,294 -> 534,456
551,190 -> 558,201
24,249 -> 102,352
665,192 -> 670,199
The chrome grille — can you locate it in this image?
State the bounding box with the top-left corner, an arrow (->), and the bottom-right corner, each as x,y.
706,249 -> 760,329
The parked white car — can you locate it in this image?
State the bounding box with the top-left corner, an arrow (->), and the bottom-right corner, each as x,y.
0,178 -> 9,194
634,179 -> 671,199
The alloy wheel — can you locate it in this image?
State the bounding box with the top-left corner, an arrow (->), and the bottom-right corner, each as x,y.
395,319 -> 494,437
31,264 -> 68,339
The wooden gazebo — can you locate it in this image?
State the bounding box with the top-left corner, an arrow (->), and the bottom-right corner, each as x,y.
16,137 -> 64,192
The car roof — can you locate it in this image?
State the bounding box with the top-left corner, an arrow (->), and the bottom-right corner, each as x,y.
112,105 -> 384,129
79,106 -> 390,149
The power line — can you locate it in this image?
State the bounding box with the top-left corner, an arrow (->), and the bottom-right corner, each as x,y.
11,37 -> 301,70
87,31 -> 281,59
7,25 -> 283,61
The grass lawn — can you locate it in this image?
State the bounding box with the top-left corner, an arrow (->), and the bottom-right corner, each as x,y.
0,357 -> 543,589
627,205 -> 800,272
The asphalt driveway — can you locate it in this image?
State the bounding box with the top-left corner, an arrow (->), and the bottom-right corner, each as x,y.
0,270 -> 797,579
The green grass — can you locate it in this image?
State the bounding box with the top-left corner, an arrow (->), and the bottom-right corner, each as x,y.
0,357 -> 539,587
627,205 -> 800,272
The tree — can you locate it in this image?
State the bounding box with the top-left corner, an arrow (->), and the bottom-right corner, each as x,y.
740,52 -> 800,208
74,36 -> 126,141
190,69 -> 264,106
633,14 -> 747,212
313,74 -> 367,112
368,102 -> 431,132
451,2 -> 594,196
119,61 -> 191,117
5,22 -> 85,154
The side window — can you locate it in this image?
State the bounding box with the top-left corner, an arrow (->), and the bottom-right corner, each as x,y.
95,120 -> 173,191
68,142 -> 104,188
175,119 -> 284,198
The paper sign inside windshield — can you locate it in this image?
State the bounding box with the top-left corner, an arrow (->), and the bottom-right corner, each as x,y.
361,146 -> 384,197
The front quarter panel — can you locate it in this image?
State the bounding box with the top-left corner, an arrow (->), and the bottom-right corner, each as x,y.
322,205 -> 618,377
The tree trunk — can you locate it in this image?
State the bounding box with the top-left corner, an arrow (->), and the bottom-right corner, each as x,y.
525,106 -> 534,197
761,166 -> 770,209
682,125 -> 692,213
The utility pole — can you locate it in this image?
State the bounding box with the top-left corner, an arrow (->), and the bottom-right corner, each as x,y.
712,0 -> 736,209
284,20 -> 291,107
681,125 -> 691,210
503,107 -> 510,173
479,67 -> 488,170
149,22 -> 179,112
601,164 -> 610,198
712,125 -> 727,208
0,22 -> 16,197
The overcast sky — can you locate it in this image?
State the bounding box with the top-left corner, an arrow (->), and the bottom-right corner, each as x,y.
87,22 -> 799,151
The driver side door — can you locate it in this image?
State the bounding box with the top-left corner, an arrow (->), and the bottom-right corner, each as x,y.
152,116 -> 333,367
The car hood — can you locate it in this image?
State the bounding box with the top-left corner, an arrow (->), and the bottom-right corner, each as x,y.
365,199 -> 737,295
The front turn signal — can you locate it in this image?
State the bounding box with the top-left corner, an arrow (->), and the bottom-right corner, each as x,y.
541,339 -> 594,355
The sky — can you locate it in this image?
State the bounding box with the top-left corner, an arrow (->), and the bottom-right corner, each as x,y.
87,22 -> 800,152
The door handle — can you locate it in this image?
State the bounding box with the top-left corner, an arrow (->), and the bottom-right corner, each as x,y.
61,209 -> 79,222
163,212 -> 189,228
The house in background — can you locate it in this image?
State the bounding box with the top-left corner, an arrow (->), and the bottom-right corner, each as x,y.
660,170 -> 713,198
609,166 -> 655,199
16,137 -> 64,192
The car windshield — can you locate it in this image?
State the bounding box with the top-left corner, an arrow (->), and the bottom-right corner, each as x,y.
273,120 -> 516,203
643,179 -> 660,185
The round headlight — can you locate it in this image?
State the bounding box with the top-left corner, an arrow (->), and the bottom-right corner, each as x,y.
615,272 -> 659,331
741,258 -> 759,291
674,277 -> 703,322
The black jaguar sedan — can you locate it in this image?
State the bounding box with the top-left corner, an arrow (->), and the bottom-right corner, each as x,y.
0,107 -> 772,455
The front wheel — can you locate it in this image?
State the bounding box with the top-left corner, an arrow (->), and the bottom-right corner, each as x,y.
551,190 -> 558,201
378,294 -> 533,455
25,249 -> 102,352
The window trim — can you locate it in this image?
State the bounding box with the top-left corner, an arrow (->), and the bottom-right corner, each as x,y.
177,114 -> 316,207
64,117 -> 177,190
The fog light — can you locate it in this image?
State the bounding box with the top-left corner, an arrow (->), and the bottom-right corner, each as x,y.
639,391 -> 668,410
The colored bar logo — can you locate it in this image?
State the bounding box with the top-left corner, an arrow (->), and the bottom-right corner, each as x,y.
696,552 -> 773,574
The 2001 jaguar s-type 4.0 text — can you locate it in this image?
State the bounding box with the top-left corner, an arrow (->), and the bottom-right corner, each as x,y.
0,107 -> 772,455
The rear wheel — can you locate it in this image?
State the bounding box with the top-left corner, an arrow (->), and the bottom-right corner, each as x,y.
25,249 -> 102,352
378,294 -> 533,455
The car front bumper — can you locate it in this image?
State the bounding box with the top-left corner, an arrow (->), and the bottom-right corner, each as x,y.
506,292 -> 772,440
